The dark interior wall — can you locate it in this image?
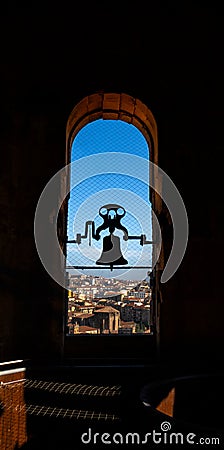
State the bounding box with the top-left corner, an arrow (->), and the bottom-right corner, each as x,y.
0,6 -> 223,365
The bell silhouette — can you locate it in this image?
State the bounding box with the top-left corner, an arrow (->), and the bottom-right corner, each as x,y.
96,234 -> 128,268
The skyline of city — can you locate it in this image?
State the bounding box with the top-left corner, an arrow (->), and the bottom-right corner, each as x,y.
67,272 -> 152,335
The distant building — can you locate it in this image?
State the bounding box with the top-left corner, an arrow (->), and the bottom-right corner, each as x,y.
103,292 -> 122,302
75,325 -> 99,334
129,291 -> 146,299
72,313 -> 95,327
120,304 -> 150,327
93,306 -> 120,333
118,321 -> 136,334
67,322 -> 79,334
75,305 -> 95,314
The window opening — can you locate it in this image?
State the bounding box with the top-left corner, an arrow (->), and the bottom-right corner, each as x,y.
66,119 -> 154,336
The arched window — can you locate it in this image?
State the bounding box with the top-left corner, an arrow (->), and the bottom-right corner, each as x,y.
64,93 -> 161,360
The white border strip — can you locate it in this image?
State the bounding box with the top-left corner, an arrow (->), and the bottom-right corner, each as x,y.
0,367 -> 26,377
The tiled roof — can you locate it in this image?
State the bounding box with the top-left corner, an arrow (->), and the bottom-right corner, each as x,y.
94,306 -> 119,314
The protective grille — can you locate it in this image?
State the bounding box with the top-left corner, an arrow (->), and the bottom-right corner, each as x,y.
66,119 -> 153,281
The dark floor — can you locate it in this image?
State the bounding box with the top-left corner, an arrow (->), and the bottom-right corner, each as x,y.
17,360 -> 224,449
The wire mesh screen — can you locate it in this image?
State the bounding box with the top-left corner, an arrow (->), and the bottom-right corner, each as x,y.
66,120 -> 152,279
65,119 -> 154,335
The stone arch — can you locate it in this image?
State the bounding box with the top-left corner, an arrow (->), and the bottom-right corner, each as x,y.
66,92 -> 158,165
64,91 -> 162,268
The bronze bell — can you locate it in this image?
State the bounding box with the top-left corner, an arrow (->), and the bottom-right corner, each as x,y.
96,234 -> 128,268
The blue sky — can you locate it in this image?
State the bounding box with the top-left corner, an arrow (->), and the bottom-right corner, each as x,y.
66,119 -> 152,281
